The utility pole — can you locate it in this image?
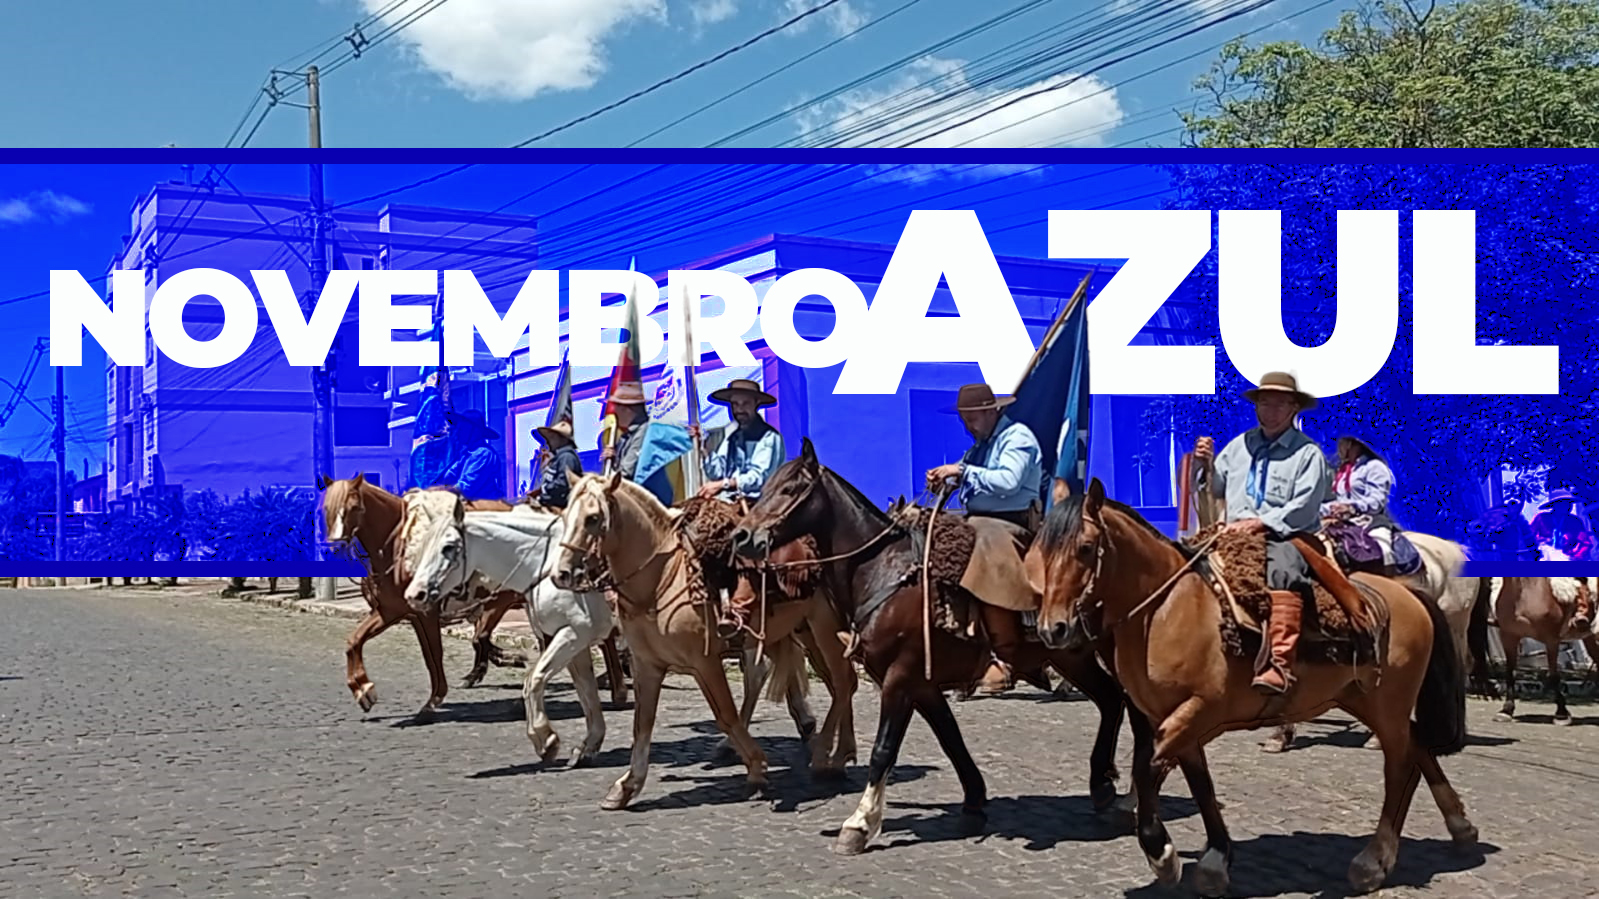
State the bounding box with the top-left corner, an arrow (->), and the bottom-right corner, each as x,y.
53,362 -> 65,564
307,65 -> 336,603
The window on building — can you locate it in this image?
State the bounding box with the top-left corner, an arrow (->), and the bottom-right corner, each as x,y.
334,406 -> 391,447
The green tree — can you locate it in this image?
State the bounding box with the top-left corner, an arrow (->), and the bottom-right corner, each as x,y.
1182,0 -> 1599,148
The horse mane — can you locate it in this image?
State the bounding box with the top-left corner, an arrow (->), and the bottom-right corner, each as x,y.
1040,492 -> 1194,560
591,475 -> 677,533
818,465 -> 893,526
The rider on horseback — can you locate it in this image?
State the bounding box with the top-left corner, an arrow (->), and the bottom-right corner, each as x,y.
1530,489 -> 1596,630
1322,436 -> 1423,578
1193,372 -> 1331,696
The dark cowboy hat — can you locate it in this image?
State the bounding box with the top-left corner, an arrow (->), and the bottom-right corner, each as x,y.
1244,371 -> 1318,410
533,418 -> 574,445
708,378 -> 775,408
1542,488 -> 1580,509
608,380 -> 649,406
447,408 -> 500,439
947,382 -> 1015,413
1336,435 -> 1382,462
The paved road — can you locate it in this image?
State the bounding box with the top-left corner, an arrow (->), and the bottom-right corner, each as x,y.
3,587 -> 1596,898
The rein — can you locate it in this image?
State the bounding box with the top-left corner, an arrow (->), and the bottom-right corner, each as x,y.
1077,529 -> 1221,644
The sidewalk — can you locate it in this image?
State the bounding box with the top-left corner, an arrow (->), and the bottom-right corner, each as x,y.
78,578 -> 540,650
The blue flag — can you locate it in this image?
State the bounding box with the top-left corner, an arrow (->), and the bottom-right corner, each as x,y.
1004,276 -> 1091,506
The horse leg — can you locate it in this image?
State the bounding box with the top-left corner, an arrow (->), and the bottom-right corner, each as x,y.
719,644 -> 770,762
566,638 -> 606,767
1547,640 -> 1572,725
1414,742 -> 1478,847
1176,747 -> 1233,898
1495,637 -> 1519,721
602,657 -> 665,811
410,612 -> 450,719
599,634 -> 628,706
1341,697 -> 1424,893
1261,723 -> 1294,754
835,669 -> 914,856
463,596 -> 523,688
914,688 -> 989,832
525,626 -> 582,764
1053,647 -> 1125,810
692,657 -> 770,798
802,623 -> 858,776
1128,706 -> 1180,886
345,609 -> 400,712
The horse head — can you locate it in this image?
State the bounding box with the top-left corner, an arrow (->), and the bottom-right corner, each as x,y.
732,436 -> 830,559
1036,477 -> 1110,652
401,491 -> 469,613
320,473 -> 374,548
551,472 -> 626,593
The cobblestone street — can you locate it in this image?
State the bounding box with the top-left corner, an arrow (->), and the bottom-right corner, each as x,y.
3,586 -> 1596,898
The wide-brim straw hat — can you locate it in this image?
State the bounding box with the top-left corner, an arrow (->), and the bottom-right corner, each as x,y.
1244,371 -> 1318,410
609,381 -> 648,406
947,382 -> 1016,413
1542,488 -> 1580,509
1337,435 -> 1381,462
534,419 -> 574,445
709,378 -> 775,408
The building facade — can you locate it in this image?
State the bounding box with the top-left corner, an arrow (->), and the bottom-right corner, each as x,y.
103,181 -> 536,506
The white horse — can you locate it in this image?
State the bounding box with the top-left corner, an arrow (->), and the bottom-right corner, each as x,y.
1265,530 -> 1480,753
402,494 -> 820,767
404,498 -> 616,766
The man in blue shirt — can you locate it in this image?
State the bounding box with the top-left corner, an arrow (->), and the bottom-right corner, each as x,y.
533,418 -> 583,510
926,382 -> 1046,696
1193,371 -> 1330,696
689,379 -> 785,504
439,409 -> 504,502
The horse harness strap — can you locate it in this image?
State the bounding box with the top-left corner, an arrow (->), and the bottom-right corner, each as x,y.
1084,532 -> 1221,640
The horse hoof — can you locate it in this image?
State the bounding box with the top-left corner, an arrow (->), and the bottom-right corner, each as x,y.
1347,850 -> 1390,893
1493,711 -> 1514,723
1147,843 -> 1180,886
1447,815 -> 1479,847
1193,848 -> 1230,897
355,686 -> 377,712
713,738 -> 737,761
958,805 -> 987,836
600,784 -> 635,811
412,705 -> 438,724
1259,734 -> 1291,753
569,749 -> 596,769
1554,714 -> 1573,727
1107,791 -> 1138,832
833,827 -> 870,856
539,736 -> 563,763
1090,780 -> 1117,811
743,779 -> 770,801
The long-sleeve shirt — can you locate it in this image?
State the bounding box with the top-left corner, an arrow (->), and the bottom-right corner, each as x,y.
442,444 -> 504,501
958,416 -> 1043,514
702,419 -> 785,502
1209,426 -> 1329,537
1321,455 -> 1396,528
1530,510 -> 1595,560
610,419 -> 674,507
537,444 -> 583,509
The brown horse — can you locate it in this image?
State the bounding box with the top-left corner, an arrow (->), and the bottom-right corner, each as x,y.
317,475 -> 541,719
729,439 -> 1130,856
1034,480 -> 1475,894
1467,576 -> 1599,725
550,471 -> 858,811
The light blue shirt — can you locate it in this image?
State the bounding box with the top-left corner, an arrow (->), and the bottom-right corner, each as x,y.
958,416 -> 1043,513
703,419 -> 785,501
1210,426 -> 1329,537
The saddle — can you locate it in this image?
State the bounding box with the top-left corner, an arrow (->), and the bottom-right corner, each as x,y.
1187,525 -> 1391,669
888,505 -> 1041,643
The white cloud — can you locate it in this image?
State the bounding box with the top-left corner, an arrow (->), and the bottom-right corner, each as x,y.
690,0 -> 739,26
0,191 -> 91,226
357,0 -> 666,101
793,57 -> 1125,149
868,163 -> 1046,185
782,0 -> 868,37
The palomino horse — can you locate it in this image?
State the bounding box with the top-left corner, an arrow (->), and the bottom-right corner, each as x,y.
1467,577 -> 1599,725
401,496 -> 616,766
1036,480 -> 1474,895
1266,530 -> 1480,753
550,471 -> 859,810
319,475 -> 527,719
729,439 -> 1131,856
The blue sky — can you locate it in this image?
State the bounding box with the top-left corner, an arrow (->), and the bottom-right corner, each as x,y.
0,160 -> 1170,470
0,0 -> 1349,149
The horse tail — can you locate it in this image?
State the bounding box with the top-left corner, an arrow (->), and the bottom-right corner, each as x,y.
1466,576 -> 1494,685
1412,588 -> 1468,757
765,636 -> 811,704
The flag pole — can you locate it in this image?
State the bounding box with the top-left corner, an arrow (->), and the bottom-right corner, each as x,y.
680,277 -> 703,497
1010,270 -> 1095,396
601,258 -> 638,477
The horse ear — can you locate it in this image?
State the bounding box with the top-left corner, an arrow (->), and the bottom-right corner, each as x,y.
353,472 -> 366,486
800,437 -> 818,469
606,470 -> 623,494
565,468 -> 580,487
1085,477 -> 1106,519
315,474 -> 329,491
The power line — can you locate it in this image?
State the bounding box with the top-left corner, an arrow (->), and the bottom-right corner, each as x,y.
507,0 -> 853,148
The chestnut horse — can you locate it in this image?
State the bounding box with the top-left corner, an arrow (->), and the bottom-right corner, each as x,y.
1468,576 -> 1599,725
318,475 -> 626,718
729,439 -> 1131,856
1035,480 -> 1474,895
551,471 -> 858,811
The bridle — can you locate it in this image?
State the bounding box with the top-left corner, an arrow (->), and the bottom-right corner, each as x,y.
1068,514 -> 1218,646
555,485 -> 668,596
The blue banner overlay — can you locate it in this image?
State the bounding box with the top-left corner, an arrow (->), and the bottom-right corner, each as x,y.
3,156 -> 1597,572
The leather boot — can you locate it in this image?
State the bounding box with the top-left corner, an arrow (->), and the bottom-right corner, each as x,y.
1253,590 -> 1303,695
716,589 -> 751,640
1574,585 -> 1593,634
